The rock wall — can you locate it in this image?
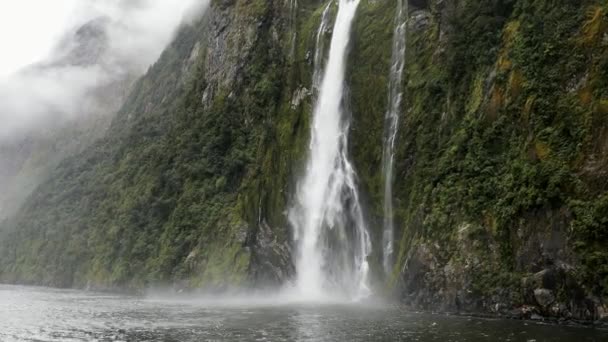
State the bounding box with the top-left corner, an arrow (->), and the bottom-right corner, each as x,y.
387,0 -> 608,323
1,0 -> 607,324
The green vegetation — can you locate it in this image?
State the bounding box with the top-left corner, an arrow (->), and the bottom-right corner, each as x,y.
389,0 -> 608,311
0,0 -> 291,290
0,0 -> 607,319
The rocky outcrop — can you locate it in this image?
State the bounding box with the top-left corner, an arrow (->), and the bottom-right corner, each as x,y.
391,0 -> 608,324
247,221 -> 294,287
0,0 -> 606,327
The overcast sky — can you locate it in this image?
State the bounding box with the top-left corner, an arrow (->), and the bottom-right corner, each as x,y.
0,0 -> 207,139
0,1 -> 80,77
0,0 -> 206,78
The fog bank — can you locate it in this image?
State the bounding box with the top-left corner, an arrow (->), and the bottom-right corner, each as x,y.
0,0 -> 208,140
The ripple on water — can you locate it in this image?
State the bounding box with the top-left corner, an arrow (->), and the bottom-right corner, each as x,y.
0,285 -> 607,342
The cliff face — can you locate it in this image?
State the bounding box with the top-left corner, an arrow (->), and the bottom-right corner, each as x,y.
0,0 -> 296,290
387,0 -> 608,322
1,0 -> 607,323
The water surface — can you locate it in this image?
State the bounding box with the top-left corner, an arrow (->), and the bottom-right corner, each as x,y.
1,285 -> 606,341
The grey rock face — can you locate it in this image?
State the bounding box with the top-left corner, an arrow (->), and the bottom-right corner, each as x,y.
409,11 -> 431,33
409,0 -> 429,10
291,86 -> 310,109
533,288 -> 555,308
197,1 -> 294,286
247,221 -> 294,287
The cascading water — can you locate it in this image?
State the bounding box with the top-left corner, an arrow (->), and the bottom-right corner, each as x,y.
289,0 -> 371,301
312,2 -> 332,93
382,0 -> 407,275
288,0 -> 299,59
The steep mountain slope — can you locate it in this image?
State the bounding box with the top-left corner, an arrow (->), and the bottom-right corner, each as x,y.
386,0 -> 608,322
0,18 -> 137,221
1,0 -> 607,323
0,0 -> 296,290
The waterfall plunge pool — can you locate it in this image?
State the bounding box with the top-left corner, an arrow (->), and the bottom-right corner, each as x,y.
1,285 -> 606,341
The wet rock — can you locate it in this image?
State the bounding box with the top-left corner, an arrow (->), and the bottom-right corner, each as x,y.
305,50 -> 312,63
409,0 -> 429,10
492,302 -> 508,314
247,220 -> 294,287
534,288 -> 555,308
598,305 -> 608,321
521,305 -> 540,319
236,224 -> 248,245
201,87 -> 211,107
409,10 -> 431,33
187,42 -> 201,64
291,86 -> 310,109
530,313 -> 544,321
549,303 -> 560,316
505,308 -> 522,319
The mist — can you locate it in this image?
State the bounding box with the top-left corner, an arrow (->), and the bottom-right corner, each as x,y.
0,0 -> 208,141
0,0 -> 209,220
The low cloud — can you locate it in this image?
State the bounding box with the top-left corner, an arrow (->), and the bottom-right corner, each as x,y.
0,0 -> 208,141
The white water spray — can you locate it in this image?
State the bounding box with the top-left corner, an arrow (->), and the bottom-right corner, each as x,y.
312,2 -> 332,92
289,0 -> 371,301
382,0 -> 407,274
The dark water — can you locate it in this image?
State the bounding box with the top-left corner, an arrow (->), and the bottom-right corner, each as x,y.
1,285 -> 606,341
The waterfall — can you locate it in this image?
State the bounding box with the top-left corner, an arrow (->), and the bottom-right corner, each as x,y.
312,2 -> 332,92
288,0 -> 299,59
289,0 -> 371,300
382,0 -> 407,275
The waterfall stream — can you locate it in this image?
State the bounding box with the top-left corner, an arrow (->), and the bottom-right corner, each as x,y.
313,2 -> 332,93
382,0 -> 407,275
289,0 -> 371,301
